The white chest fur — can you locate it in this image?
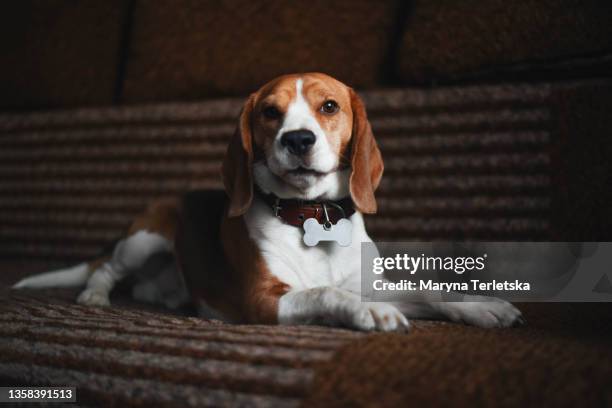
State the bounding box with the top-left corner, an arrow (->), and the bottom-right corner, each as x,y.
244,197 -> 372,292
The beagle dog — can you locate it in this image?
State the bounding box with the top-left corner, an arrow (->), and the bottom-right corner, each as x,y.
13,73 -> 523,331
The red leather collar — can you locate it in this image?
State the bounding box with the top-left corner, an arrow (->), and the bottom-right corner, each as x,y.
258,192 -> 355,227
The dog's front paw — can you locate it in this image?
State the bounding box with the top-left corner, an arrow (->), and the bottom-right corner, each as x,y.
442,297 -> 524,328
349,302 -> 410,332
77,289 -> 110,307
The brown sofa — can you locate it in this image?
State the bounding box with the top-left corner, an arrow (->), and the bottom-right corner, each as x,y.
1,1 -> 612,406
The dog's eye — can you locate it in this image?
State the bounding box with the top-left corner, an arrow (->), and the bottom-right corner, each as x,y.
320,100 -> 339,115
263,106 -> 282,120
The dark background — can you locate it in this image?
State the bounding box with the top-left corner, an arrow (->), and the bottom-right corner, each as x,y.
2,0 -> 611,110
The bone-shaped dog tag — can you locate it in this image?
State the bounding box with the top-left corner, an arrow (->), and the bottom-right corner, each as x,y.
303,218 -> 352,247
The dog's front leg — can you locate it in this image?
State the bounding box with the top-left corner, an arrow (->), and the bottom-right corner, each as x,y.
278,287 -> 409,332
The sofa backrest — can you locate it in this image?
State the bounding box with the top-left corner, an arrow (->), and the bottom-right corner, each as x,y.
1,81 -> 610,261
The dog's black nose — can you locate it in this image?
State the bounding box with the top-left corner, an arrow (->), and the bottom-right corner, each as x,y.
281,130 -> 316,155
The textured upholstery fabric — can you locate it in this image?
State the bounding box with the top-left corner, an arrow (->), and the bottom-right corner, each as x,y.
0,0 -> 127,110
305,303 -> 612,407
398,0 -> 612,83
122,0 -> 400,102
1,81 -> 611,261
2,268 -> 611,407
0,264 -> 363,407
3,2 -> 611,109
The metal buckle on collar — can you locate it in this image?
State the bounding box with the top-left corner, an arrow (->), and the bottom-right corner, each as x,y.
321,202 -> 346,231
322,204 -> 332,230
273,198 -> 282,217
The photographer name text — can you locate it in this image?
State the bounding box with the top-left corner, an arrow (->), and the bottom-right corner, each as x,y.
373,279 -> 531,292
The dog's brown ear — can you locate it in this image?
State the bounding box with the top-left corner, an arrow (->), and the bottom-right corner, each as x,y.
349,88 -> 384,214
222,93 -> 256,217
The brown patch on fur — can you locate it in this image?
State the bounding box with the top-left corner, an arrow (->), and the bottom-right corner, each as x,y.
302,73 -> 353,163
127,198 -> 180,241
222,94 -> 256,218
348,88 -> 384,214
220,213 -> 289,324
87,256 -> 111,273
250,75 -> 299,162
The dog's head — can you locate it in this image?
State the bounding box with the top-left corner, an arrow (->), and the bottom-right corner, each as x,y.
222,73 -> 383,217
